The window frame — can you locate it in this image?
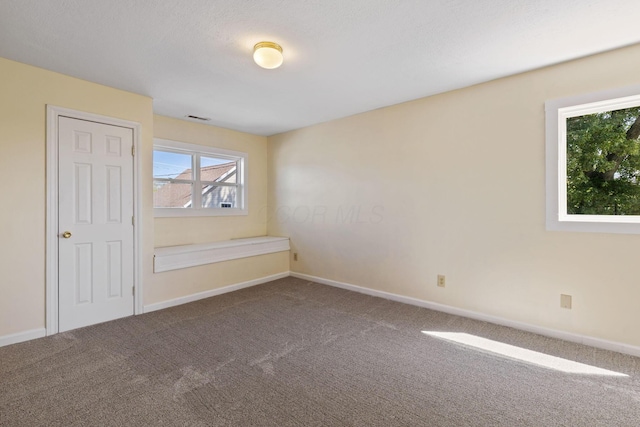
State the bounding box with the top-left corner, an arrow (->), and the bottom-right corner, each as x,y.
545,84 -> 640,234
153,138 -> 248,217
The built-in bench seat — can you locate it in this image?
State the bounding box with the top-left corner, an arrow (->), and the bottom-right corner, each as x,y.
154,236 -> 290,273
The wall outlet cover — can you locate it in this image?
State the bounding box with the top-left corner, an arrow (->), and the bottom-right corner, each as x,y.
560,294 -> 572,309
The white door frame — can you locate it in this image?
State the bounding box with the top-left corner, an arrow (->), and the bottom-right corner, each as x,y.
46,105 -> 143,335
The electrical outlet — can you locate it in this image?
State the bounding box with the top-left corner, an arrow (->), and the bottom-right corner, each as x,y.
437,275 -> 446,288
293,253 -> 298,262
560,294 -> 572,309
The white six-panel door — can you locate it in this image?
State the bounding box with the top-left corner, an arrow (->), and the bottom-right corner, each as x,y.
58,116 -> 134,332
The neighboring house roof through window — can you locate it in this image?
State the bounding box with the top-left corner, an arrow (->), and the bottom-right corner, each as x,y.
154,162 -> 236,208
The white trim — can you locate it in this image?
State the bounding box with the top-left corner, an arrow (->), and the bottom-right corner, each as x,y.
134,119 -> 144,316
13,269 -> 640,358
154,138 -> 247,159
154,206 -> 248,217
143,272 -> 290,313
545,84 -> 640,234
153,138 -> 248,217
0,328 -> 46,348
46,105 -> 143,336
291,272 -> 640,358
154,236 -> 290,273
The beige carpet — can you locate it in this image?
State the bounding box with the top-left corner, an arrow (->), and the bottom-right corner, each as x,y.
2,276 -> 640,426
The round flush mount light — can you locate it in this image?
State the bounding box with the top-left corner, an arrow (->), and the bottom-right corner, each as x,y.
253,41 -> 283,69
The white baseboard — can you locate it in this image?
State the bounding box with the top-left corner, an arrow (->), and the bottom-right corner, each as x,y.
0,328 -> 46,348
290,272 -> 640,358
143,272 -> 290,313
6,272 -> 640,359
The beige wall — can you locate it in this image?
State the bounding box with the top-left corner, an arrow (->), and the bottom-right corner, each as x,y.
268,43 -> 640,347
0,57 -> 154,337
148,115 -> 286,305
4,42 -> 639,347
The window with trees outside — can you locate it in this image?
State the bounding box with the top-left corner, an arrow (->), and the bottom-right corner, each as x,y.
153,139 -> 248,217
546,86 -> 640,233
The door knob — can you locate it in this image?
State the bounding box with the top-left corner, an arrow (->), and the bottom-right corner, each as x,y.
62,231 -> 72,238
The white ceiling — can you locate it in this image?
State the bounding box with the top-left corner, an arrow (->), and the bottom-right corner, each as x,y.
1,1 -> 640,136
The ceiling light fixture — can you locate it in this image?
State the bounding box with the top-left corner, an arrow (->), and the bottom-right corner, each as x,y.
253,41 -> 283,69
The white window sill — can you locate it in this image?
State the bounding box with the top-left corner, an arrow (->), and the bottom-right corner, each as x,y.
154,207 -> 248,217
154,236 -> 290,273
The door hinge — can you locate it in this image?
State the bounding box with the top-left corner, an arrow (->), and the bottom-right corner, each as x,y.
131,145 -> 135,156
132,216 -> 135,226
132,286 -> 135,296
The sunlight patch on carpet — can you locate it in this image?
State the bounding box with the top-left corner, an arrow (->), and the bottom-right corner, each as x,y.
423,331 -> 628,377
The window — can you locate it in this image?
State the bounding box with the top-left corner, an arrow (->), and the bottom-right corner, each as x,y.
546,85 -> 640,233
153,139 -> 248,217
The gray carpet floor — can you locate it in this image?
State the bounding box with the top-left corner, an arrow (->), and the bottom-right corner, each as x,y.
2,276 -> 640,426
